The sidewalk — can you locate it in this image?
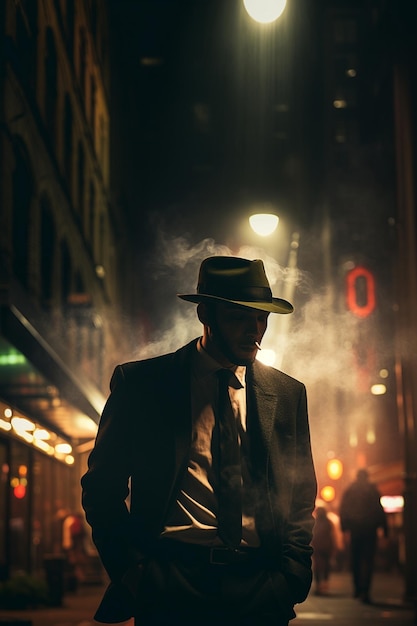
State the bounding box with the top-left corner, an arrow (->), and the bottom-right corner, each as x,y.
0,581 -> 128,626
294,570 -> 416,626
0,570 -> 415,626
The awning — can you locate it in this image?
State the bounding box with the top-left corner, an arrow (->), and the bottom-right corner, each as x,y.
0,303 -> 105,441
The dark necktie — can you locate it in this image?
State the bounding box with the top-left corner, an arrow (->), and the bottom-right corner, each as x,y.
216,368 -> 242,548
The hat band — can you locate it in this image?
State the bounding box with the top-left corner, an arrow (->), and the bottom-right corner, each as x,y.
198,285 -> 273,302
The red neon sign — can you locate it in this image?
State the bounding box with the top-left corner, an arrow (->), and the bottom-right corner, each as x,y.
346,266 -> 375,318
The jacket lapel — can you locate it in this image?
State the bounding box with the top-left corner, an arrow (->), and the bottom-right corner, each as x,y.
248,361 -> 278,449
158,340 -> 196,521
171,340 -> 195,467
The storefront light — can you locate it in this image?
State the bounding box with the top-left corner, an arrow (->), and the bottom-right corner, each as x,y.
0,418 -> 12,431
16,430 -> 34,443
371,384 -> 386,395
11,417 -> 35,434
1,404 -> 73,465
55,443 -> 72,454
381,495 -> 404,513
33,439 -> 54,454
33,428 -> 51,440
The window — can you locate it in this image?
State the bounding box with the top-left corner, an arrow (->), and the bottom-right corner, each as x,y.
16,1 -> 38,90
88,180 -> 95,241
63,94 -> 73,187
60,239 -> 72,307
12,138 -> 32,288
78,28 -> 87,95
77,141 -> 85,219
40,197 -> 56,307
44,28 -> 58,141
90,76 -> 96,140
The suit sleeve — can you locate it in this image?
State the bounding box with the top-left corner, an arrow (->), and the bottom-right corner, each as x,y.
81,365 -> 142,582
281,383 -> 317,603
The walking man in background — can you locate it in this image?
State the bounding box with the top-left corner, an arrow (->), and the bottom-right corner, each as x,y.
81,255 -> 317,626
339,468 -> 388,604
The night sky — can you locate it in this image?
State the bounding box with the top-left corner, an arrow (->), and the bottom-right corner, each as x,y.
108,0 -> 319,242
106,0 -> 412,356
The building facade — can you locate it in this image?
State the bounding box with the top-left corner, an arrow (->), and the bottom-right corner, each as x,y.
0,0 -> 133,581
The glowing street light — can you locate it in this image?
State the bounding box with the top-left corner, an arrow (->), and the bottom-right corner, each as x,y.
249,213 -> 279,236
320,485 -> 336,503
371,383 -> 387,396
243,0 -> 287,24
326,458 -> 343,480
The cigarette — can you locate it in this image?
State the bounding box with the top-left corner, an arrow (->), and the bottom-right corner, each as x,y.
254,341 -> 262,350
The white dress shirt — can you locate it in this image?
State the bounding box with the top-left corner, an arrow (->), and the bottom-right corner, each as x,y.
161,339 -> 260,547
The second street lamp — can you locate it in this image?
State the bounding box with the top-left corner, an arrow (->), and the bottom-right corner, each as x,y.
249,213 -> 279,237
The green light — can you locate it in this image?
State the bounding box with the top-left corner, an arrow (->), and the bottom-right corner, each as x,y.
0,351 -> 27,366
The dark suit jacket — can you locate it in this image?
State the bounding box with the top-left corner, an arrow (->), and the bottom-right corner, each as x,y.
81,338 -> 317,623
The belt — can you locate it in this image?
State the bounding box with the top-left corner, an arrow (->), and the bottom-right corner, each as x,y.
158,539 -> 264,566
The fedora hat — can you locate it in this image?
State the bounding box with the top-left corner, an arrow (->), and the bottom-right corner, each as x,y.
177,256 -> 293,314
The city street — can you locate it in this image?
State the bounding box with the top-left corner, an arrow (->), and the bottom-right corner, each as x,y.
294,570 -> 416,626
0,570 -> 415,626
1,3 -> 417,626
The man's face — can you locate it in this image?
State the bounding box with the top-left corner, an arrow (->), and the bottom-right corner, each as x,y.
204,302 -> 269,366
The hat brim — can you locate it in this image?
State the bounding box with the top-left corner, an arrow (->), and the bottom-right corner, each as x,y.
177,293 -> 293,314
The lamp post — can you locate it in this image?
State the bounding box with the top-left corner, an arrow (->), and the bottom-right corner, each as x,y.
248,213 -> 299,369
393,59 -> 417,614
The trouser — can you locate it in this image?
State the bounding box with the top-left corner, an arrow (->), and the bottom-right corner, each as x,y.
132,542 -> 296,626
135,614 -> 288,626
350,531 -> 377,597
313,550 -> 331,583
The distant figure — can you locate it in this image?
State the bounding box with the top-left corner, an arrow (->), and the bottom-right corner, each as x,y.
62,513 -> 87,588
339,469 -> 388,603
311,506 -> 337,595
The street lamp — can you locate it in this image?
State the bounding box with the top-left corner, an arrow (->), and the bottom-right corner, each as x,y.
249,213 -> 279,236
248,211 -> 299,371
243,0 -> 287,24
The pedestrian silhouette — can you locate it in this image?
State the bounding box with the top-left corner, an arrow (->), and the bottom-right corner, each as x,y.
339,468 -> 388,603
311,505 -> 337,595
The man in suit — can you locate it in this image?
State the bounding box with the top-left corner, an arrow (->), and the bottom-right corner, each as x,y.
339,468 -> 388,604
81,256 -> 317,626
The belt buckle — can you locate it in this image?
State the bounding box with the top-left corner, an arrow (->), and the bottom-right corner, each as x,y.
209,547 -> 239,565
